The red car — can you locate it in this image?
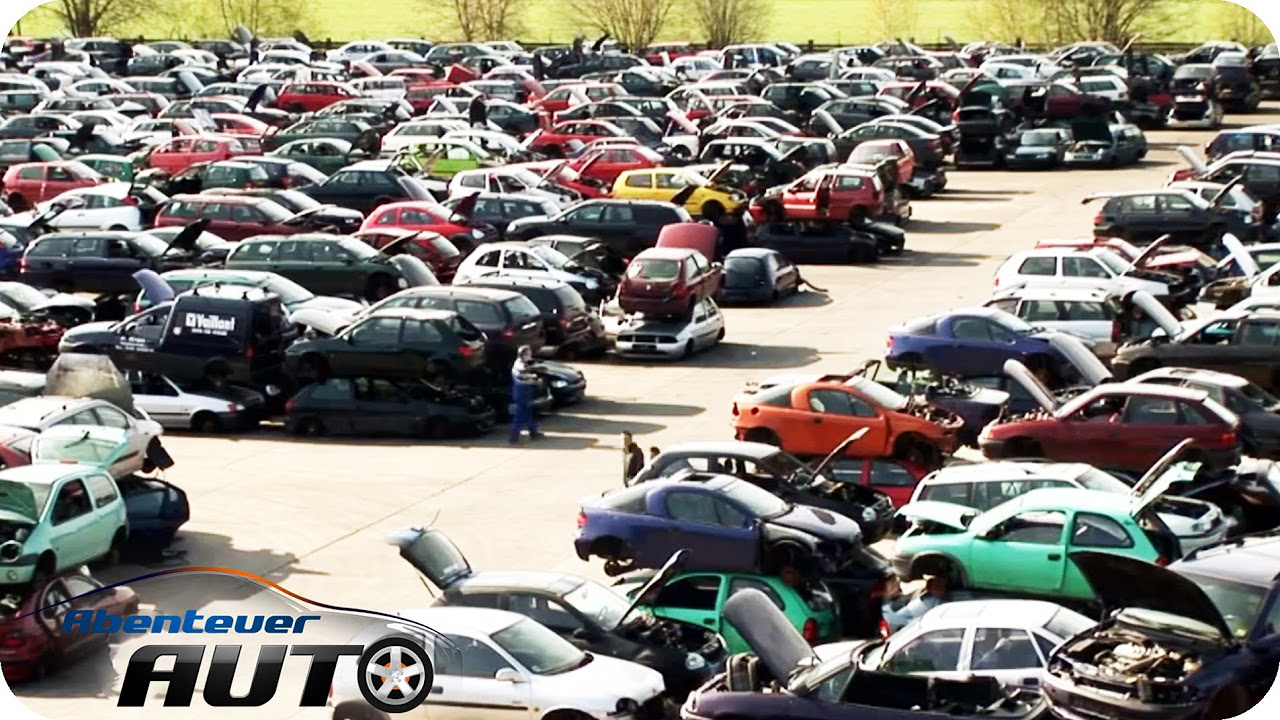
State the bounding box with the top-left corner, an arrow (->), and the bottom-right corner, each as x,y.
642,42 -> 698,65
827,457 -> 927,508
617,246 -> 723,318
847,140 -> 917,186
571,144 -> 665,185
1,161 -> 105,208
980,361 -> 1242,474
353,229 -> 463,282
533,83 -> 625,115
390,68 -> 447,86
749,167 -> 892,224
0,570 -> 139,683
209,113 -> 272,137
146,134 -> 254,176
360,200 -> 474,239
527,120 -> 630,157
153,193 -> 305,242
275,81 -> 360,114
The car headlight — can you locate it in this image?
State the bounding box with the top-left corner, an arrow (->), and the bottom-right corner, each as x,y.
551,379 -> 568,388
585,278 -> 599,289
398,278 -> 409,288
471,228 -> 484,238
685,652 -> 706,671
264,385 -> 281,397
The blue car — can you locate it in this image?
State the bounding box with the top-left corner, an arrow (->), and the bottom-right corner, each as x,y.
886,306 -> 1072,379
573,476 -> 864,577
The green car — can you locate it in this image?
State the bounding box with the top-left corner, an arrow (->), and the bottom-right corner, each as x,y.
400,138 -> 493,178
893,488 -> 1178,603
0,427 -> 131,584
267,138 -> 358,176
614,570 -> 839,653
76,153 -> 135,182
223,234 -> 422,301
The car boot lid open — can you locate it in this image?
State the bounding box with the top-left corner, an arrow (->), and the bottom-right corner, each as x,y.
1126,290 -> 1183,340
1223,232 -> 1261,278
1069,550 -> 1232,638
1047,334 -> 1111,386
613,549 -> 687,630
390,525 -> 474,590
723,587 -> 818,686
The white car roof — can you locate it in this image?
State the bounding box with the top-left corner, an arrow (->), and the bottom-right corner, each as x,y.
989,286 -> 1111,302
924,461 -> 1092,485
398,606 -> 524,636
914,599 -> 1071,631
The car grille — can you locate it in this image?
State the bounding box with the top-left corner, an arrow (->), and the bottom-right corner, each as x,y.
619,334 -> 677,344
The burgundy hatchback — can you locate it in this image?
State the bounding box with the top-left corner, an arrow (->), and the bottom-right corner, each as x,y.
0,570 -> 138,683
617,247 -> 723,318
153,194 -> 306,242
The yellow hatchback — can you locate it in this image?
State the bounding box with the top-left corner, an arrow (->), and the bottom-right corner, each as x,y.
611,163 -> 747,218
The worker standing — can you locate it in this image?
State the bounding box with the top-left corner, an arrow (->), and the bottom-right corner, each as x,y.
509,346 -> 543,444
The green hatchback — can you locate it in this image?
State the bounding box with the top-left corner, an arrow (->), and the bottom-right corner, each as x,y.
77,154 -> 135,182
615,570 -> 839,653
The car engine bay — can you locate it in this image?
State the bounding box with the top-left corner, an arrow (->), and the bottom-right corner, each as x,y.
1049,626 -> 1218,702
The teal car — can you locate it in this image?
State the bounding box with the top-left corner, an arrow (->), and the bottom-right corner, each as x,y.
76,154 -> 136,182
0,429 -> 131,583
267,138 -> 357,176
892,488 -> 1180,603
614,570 -> 839,653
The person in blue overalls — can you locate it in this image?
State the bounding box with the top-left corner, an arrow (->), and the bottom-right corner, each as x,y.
509,345 -> 543,444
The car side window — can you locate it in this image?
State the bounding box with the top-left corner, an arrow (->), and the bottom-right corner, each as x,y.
401,320 -> 444,344
869,461 -> 917,487
65,575 -> 103,608
39,582 -> 71,625
882,628 -> 965,673
990,510 -> 1066,544
1237,321 -> 1280,347
664,490 -> 720,525
92,406 -> 131,429
506,594 -> 583,633
441,633 -> 513,678
807,388 -> 855,415
728,577 -> 785,610
969,628 -> 1041,671
84,473 -> 119,508
473,248 -> 500,267
653,575 -> 721,610
347,317 -> 403,345
602,204 -> 634,224
1062,257 -> 1110,278
1070,512 -> 1134,548
1121,396 -> 1180,425
950,317 -> 992,340
51,480 -> 93,524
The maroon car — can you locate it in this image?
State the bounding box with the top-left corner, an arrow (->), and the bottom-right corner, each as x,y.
353,229 -> 461,283
152,194 -> 307,242
617,247 -> 723,319
0,570 -> 138,683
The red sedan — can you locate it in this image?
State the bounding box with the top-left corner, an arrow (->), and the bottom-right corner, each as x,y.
275,81 -> 360,113
0,570 -> 139,684
571,144 -> 665,185
533,83 -> 625,115
1,161 -> 105,209
361,200 -> 474,239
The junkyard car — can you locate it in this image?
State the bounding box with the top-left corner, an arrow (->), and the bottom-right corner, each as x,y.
615,296 -> 725,360
0,396 -> 167,479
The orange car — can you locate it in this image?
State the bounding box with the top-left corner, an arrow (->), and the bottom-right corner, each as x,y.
730,380 -> 960,468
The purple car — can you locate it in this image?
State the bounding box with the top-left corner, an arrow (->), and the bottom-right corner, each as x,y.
574,475 -> 866,578
886,306 -> 1075,379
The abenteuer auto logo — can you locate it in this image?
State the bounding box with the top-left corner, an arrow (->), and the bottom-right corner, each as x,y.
0,567 -> 457,715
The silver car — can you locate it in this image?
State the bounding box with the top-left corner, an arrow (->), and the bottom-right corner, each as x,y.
615,297 -> 725,360
127,374 -> 264,433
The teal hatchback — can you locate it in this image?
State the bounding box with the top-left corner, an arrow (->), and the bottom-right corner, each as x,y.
0,433 -> 129,583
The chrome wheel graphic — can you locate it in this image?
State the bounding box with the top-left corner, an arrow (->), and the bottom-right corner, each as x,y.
357,637 -> 434,713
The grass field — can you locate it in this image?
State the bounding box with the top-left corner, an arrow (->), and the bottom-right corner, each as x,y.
9,0 -> 1273,46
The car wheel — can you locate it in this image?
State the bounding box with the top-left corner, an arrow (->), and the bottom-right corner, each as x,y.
911,555 -> 963,587
105,529 -> 126,566
716,325 -> 726,341
192,411 -> 222,434
421,417 -> 448,440
35,551 -> 55,579
743,428 -> 781,446
701,200 -> 724,220
682,339 -> 695,358
298,418 -> 327,437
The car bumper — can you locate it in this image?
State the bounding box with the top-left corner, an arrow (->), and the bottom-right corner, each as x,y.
1204,445 -> 1242,472
617,297 -> 688,317
978,437 -> 1012,460
615,340 -> 687,359
1042,672 -> 1202,720
0,556 -> 38,584
718,287 -> 773,304
1064,153 -> 1117,166
547,380 -> 586,407
1005,154 -> 1060,168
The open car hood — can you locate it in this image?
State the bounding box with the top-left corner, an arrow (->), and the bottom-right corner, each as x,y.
723,587 -> 817,684
1127,290 -> 1182,340
808,428 -> 869,481
0,480 -> 38,523
45,353 -> 136,417
389,255 -> 439,287
1175,145 -> 1208,176
133,269 -> 175,305
1047,334 -> 1111,385
389,525 -> 473,590
290,308 -> 349,337
616,550 -> 686,629
1003,358 -> 1059,413
1223,233 -> 1261,277
1124,234 -> 1171,274
1130,438 -> 1196,512
30,425 -> 132,470
1070,551 -> 1231,639
896,500 -> 979,530
164,218 -> 210,254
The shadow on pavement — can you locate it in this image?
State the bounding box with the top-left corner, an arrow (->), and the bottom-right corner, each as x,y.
684,342 -> 820,369
907,219 -> 1002,234
883,249 -> 989,267
722,290 -> 833,307
571,398 -> 704,417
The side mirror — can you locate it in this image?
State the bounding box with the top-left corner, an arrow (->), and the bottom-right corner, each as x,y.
494,668 -> 523,683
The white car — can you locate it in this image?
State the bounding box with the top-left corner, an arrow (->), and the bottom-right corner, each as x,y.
441,128 -> 526,158
453,242 -> 600,296
6,183 -> 166,232
379,119 -> 471,154
816,600 -> 1095,689
0,396 -> 166,479
325,40 -> 392,63
126,373 -> 263,433
906,447 -> 1232,553
670,55 -> 721,81
983,287 -> 1119,349
351,76 -> 407,100
978,62 -> 1038,81
330,606 -> 665,720
615,297 -> 725,360
65,78 -> 136,96
450,167 -> 577,207
992,247 -> 1173,299
1074,74 -> 1129,102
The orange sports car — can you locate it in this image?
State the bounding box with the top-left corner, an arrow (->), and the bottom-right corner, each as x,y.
730,380 -> 960,468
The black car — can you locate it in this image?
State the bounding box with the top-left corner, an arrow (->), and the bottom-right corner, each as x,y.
58,286 -> 292,391
301,161 -> 436,215
458,276 -> 605,356
1004,127 -> 1071,169
233,156 -> 329,189
1132,366 -> 1280,459
836,121 -> 946,168
117,475 -> 190,561
206,188 -> 363,234
394,529 -> 725,699
754,221 -> 881,263
283,376 -> 494,438
631,437 -> 896,543
20,225 -> 208,295
505,199 -> 693,259
1252,44 -> 1280,99
151,160 -> 270,195
369,285 -> 546,368
1088,189 -> 1240,246
441,192 -> 561,237
285,307 -> 488,381
1045,549 -> 1280,720
1213,59 -> 1263,113
224,234 -> 429,302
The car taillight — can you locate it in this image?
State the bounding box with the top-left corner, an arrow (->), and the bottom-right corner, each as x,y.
245,344 -> 256,361
802,618 -> 818,643
19,257 -> 26,272
285,398 -> 295,413
577,511 -> 587,528
868,577 -> 887,602
879,619 -> 891,638
123,195 -> 139,206
672,283 -> 688,296
281,176 -> 292,188
459,345 -> 475,358
1222,432 -> 1237,445
501,328 -> 515,340
1093,210 -> 1103,225
950,109 -> 960,123
1,632 -> 23,648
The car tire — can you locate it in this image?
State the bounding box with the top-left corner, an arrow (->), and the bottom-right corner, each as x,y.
887,352 -> 923,371
682,339 -> 695,358
716,325 -> 726,341
192,412 -> 222,434
6,193 -> 27,211
911,555 -> 963,587
1206,685 -> 1251,720
895,436 -> 942,469
105,529 -> 126,566
35,551 -> 55,579
701,200 -> 724,220
298,417 -> 327,437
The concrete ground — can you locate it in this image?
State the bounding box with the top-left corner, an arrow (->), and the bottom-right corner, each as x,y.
10,106 -> 1280,719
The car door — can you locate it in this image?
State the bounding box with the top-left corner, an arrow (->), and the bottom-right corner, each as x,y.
645,575 -> 725,635
68,236 -> 112,291
1115,194 -> 1162,244
933,316 -> 1012,375
429,632 -> 531,720
965,627 -> 1045,689
111,305 -> 171,369
1062,511 -> 1144,598
1060,256 -> 1117,292
330,317 -> 405,377
599,202 -> 640,250
660,488 -> 759,572
499,247 -> 544,283
782,174 -> 820,218
130,375 -> 188,429
400,319 -> 447,378
350,378 -> 412,436
45,478 -> 100,570
879,628 -> 968,677
965,509 -> 1069,595
307,240 -> 359,296
801,387 -> 887,455
91,405 -> 145,477
1116,395 -> 1197,470
226,239 -> 278,273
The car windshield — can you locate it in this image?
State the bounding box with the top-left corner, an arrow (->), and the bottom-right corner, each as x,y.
1238,381 -> 1280,412
720,479 -> 790,519
271,190 -> 321,212
0,284 -> 50,312
627,259 -> 680,281
1022,131 -> 1059,146
32,433 -> 119,465
131,232 -> 172,258
561,579 -> 631,630
490,617 -> 586,675
1173,571 -> 1267,640
338,238 -> 380,259
1095,250 -> 1130,275
505,168 -> 544,187
846,376 -> 908,411
528,244 -> 573,269
990,310 -> 1035,334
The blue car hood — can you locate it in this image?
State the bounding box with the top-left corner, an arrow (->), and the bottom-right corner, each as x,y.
772,503 -> 861,542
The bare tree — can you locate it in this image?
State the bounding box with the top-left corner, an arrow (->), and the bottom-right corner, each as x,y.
425,0 -> 528,41
868,0 -> 920,43
689,0 -> 769,48
1040,0 -> 1170,45
1217,3 -> 1275,46
970,0 -> 1052,44
51,0 -> 146,36
566,0 -> 680,53
214,0 -> 309,37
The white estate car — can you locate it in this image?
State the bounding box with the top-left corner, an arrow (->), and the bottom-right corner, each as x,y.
6,182 -> 167,232
983,287 -> 1119,354
453,242 -> 601,296
0,396 -> 167,479
330,606 -> 665,720
992,247 -> 1175,299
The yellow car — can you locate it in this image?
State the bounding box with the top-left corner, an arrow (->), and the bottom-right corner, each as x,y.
611,163 -> 747,218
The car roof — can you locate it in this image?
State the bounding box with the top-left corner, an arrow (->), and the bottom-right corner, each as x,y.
1177,535 -> 1280,587
659,441 -> 782,459
458,571 -> 586,595
0,395 -> 95,421
989,286 -> 1110,302
169,193 -> 266,206
926,461 -> 1091,484
0,462 -> 95,485
397,286 -> 523,303
366,307 -> 457,322
1135,366 -> 1249,388
914,599 -> 1068,631
727,248 -> 778,259
397,606 -> 524,636
1000,487 -> 1135,513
